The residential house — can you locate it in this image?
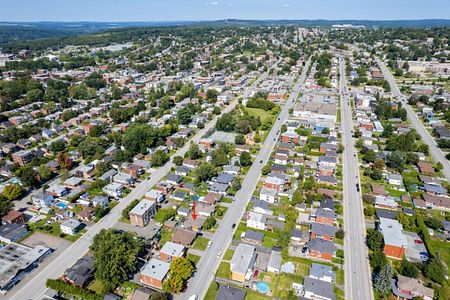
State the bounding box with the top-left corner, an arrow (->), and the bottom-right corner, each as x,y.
387,173 -> 403,186
392,275 -> 434,300
102,183 -> 124,198
310,223 -> 338,241
139,258 -> 170,289
159,242 -> 185,262
242,230 -> 264,245
259,188 -> 278,204
171,229 -> 197,247
267,249 -> 282,274
1,210 -> 25,225
92,196 -> 109,208
306,238 -> 336,262
0,224 -> 28,243
32,191 -> 54,207
129,200 -> 157,227
247,212 -> 267,230
379,218 -> 408,260
145,189 -> 165,203
215,285 -> 246,300
63,256 -> 95,288
303,277 -> 336,300
230,243 -> 256,282
60,219 -> 82,235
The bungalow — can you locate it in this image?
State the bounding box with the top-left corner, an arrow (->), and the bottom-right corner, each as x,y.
92,196 -> 109,208
175,166 -> 190,176
102,183 -> 124,198
386,173 -> 403,186
309,263 -> 336,283
274,155 -> 288,165
303,277 -> 336,300
46,185 -> 68,198
235,145 -> 251,156
199,138 -> 215,151
100,169 -> 118,182
317,175 -> 337,186
247,212 -> 267,230
63,257 -> 95,288
310,223 -> 338,241
60,219 -> 82,235
155,181 -> 174,195
418,175 -> 442,186
314,209 -> 336,225
159,242 -> 185,262
166,174 -> 183,186
182,159 -> 200,169
259,187 -> 278,204
203,192 -> 222,205
209,182 -> 228,195
32,191 -> 54,207
379,218 -> 408,260
267,249 -> 282,274
290,229 -> 309,246
417,162 -> 435,175
319,143 -> 337,153
281,132 -> 299,144
140,258 -> 170,289
230,243 -> 256,282
375,196 -> 400,211
177,207 -> 190,217
145,189 -> 165,203
421,184 -> 447,195
113,173 -> 135,186
122,164 -> 144,177
422,194 -> 450,211
392,275 -> 434,300
197,202 -> 215,217
171,229 -> 197,246
223,165 -> 240,175
64,177 -> 83,188
171,191 -> 187,202
242,230 -> 264,245
78,165 -> 95,179
252,199 -> 273,216
216,285 -> 246,300
306,238 -> 336,262
371,183 -> 388,197
1,210 -> 25,225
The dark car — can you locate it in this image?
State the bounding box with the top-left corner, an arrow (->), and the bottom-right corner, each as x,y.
231,223 -> 236,229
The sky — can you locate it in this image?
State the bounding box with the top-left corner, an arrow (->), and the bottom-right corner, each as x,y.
0,0 -> 449,22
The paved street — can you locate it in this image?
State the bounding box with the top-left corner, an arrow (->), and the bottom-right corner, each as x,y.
339,57 -> 374,300
181,58 -> 311,300
376,58 -> 450,183
8,62 -> 279,300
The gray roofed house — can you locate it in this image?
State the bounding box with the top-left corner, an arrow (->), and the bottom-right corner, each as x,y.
242,230 -> 264,244
216,173 -> 236,185
309,263 -> 336,283
92,195 -> 109,208
172,191 -> 187,201
215,285 -> 246,300
100,169 -> 118,182
320,198 -> 335,211
230,243 -> 256,282
209,182 -> 228,194
64,256 -> 95,287
267,249 -> 282,273
314,208 -> 336,220
271,164 -> 287,173
307,238 -> 337,255
166,174 -> 182,185
422,183 -> 447,195
376,209 -> 398,220
140,258 -> 170,286
317,175 -> 338,185
304,277 -> 336,300
310,223 -> 338,240
175,166 -> 190,176
223,165 -> 240,174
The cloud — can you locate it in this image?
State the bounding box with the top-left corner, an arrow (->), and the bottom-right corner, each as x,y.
282,3 -> 291,7
205,1 -> 219,5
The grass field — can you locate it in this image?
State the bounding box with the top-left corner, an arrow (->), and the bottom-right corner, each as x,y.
216,261 -> 230,279
429,238 -> 450,268
205,282 -> 220,300
187,253 -> 201,265
245,107 -> 276,124
193,236 -> 209,251
223,249 -> 235,261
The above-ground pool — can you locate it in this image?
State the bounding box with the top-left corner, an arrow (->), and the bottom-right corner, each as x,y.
256,282 -> 270,294
55,202 -> 67,210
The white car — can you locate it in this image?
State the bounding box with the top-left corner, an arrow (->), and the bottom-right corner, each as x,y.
207,240 -> 212,248
189,295 -> 198,300
217,251 -> 222,258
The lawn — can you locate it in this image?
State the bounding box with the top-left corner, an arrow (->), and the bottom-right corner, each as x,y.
245,107 -> 276,124
193,237 -> 209,251
429,238 -> 450,268
88,279 -> 105,295
216,261 -> 230,279
159,228 -> 173,244
271,273 -> 303,298
187,253 -> 201,266
223,249 -> 235,261
244,290 -> 272,300
205,282 -> 220,300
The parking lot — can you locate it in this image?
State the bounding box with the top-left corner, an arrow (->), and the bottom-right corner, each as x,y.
404,231 -> 429,262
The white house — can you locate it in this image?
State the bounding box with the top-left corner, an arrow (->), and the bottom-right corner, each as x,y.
103,183 -> 125,198
60,219 -> 82,235
386,173 -> 403,186
259,188 -> 278,204
247,212 -> 267,230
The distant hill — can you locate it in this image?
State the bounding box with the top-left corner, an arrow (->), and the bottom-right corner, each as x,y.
0,19 -> 449,49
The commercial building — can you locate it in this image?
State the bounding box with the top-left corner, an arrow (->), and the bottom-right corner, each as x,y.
129,199 -> 157,227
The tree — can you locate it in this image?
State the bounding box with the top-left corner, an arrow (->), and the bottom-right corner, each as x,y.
399,259 -> 420,278
177,107 -> 193,125
373,264 -> 393,295
212,149 -> 229,167
292,188 -> 304,205
89,125 -> 104,137
150,292 -> 168,300
2,184 -> 22,201
239,151 -> 252,167
366,228 -> 384,251
206,89 -> 219,102
195,163 -> 215,184
57,152 -> 72,172
0,196 -> 13,217
186,143 -> 202,160
90,229 -> 144,292
50,139 -> 66,153
78,137 -> 104,159
203,216 -> 217,230
235,134 -> 245,145
152,150 -> 169,167
173,156 -> 183,166
163,257 -> 194,293
363,150 -> 376,163
38,165 -> 52,181
122,199 -> 140,220
16,165 -> 38,188
424,258 -> 446,284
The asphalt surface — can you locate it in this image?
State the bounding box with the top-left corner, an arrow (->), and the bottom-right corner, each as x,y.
9,62 -> 279,300
376,58 -> 450,183
181,58 -> 311,300
339,57 -> 374,300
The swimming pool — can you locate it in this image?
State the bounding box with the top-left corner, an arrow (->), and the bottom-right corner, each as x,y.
56,202 -> 67,210
256,282 -> 270,294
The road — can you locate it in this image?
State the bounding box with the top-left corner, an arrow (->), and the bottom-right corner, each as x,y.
9,61 -> 280,300
339,57 -> 374,300
181,58 -> 311,300
376,58 -> 450,183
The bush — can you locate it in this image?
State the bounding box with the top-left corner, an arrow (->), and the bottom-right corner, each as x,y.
46,279 -> 103,300
122,199 -> 140,220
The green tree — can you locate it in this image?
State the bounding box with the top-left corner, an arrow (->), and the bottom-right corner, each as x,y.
212,149 -> 229,167
16,165 -> 38,187
38,165 -> 52,181
50,139 -> 66,153
203,216 -> 217,230
2,184 -> 22,201
90,229 -> 144,292
235,134 -> 245,145
152,150 -> 169,167
363,150 -> 376,163
0,196 -> 13,217
399,259 -> 420,278
424,258 -> 446,284
239,151 -> 252,167
173,156 -> 183,166
186,143 -> 202,160
195,163 -> 215,184
150,292 -> 168,300
163,257 -> 194,293
373,264 -> 393,295
177,107 -> 193,125
292,188 -> 304,205
366,228 -> 384,251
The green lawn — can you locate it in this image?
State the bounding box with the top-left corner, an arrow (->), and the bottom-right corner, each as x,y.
193,237 -> 210,251
187,253 -> 201,266
245,107 -> 276,124
159,228 -> 173,244
244,290 -> 272,300
223,249 -> 235,261
429,238 -> 450,268
88,279 -> 105,295
205,282 -> 220,300
271,273 -> 303,298
216,261 -> 230,279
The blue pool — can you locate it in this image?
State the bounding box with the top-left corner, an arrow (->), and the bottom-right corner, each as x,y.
256,282 -> 270,294
56,202 -> 67,210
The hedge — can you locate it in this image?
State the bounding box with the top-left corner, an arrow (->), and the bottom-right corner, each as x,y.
46,279 -> 103,300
